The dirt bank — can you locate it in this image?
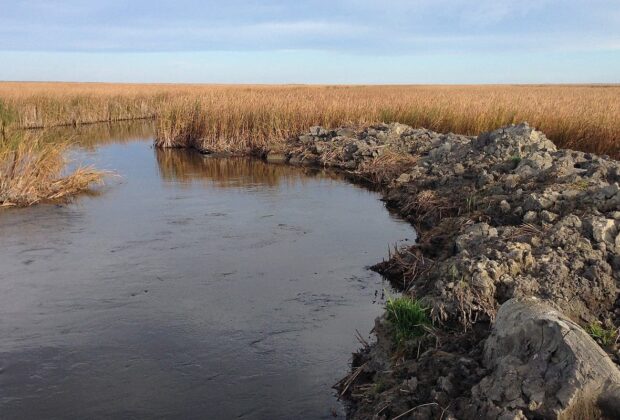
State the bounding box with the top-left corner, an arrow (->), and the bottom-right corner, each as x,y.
161,122 -> 620,418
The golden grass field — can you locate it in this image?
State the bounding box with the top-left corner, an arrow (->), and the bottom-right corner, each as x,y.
0,82 -> 619,206
1,82 -> 618,158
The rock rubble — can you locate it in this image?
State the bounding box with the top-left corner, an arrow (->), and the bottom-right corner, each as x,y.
270,122 -> 620,419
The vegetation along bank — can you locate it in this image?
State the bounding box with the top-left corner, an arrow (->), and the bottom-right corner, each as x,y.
159,121 -> 620,419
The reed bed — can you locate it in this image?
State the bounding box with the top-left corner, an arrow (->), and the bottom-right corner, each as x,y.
0,131 -> 105,207
1,82 -> 619,158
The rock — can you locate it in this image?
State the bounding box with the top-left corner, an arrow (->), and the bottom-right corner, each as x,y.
474,123 -> 557,158
541,210 -> 558,223
388,123 -> 411,137
396,173 -> 411,184
343,143 -> 358,161
523,210 -> 538,223
478,170 -> 494,187
585,217 -> 618,246
473,297 -> 620,419
523,193 -> 555,211
336,127 -> 356,138
309,126 -> 328,137
504,174 -> 519,189
308,122 -> 620,420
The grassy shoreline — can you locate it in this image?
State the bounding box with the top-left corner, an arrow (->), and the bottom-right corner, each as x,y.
1,82 -> 618,207
1,82 -> 618,158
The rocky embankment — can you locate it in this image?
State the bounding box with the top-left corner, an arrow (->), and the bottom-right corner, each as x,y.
266,123 -> 620,419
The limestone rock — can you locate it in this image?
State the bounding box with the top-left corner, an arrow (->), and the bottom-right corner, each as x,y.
473,297 -> 620,419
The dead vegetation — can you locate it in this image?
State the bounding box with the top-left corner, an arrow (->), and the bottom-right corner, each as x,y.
0,82 -> 618,158
356,149 -> 418,184
0,132 -> 105,207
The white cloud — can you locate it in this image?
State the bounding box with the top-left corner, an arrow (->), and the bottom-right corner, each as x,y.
0,0 -> 618,55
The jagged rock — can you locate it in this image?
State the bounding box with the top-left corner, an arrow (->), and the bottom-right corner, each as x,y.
288,122 -> 620,418
523,210 -> 538,223
584,217 -> 619,251
336,127 -> 356,138
541,210 -> 558,222
308,126 -> 328,137
473,297 -> 620,419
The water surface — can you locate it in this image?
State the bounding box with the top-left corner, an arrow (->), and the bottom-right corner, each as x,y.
0,122 -> 415,419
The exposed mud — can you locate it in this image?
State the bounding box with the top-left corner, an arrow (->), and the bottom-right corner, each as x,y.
258,122 -> 620,419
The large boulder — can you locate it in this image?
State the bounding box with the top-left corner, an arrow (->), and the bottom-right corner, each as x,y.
473,297 -> 620,419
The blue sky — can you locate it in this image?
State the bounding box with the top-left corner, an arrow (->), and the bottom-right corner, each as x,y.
1,0 -> 619,83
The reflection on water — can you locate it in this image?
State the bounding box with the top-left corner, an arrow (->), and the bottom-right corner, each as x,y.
0,123 -> 415,419
155,148 -> 341,189
41,120 -> 156,149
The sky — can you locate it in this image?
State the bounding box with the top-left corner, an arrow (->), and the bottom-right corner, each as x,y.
0,0 -> 619,84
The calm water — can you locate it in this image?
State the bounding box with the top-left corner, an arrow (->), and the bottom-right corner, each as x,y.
0,123 -> 415,419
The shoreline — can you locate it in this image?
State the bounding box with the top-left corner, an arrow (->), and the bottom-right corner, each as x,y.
160,121 -> 620,419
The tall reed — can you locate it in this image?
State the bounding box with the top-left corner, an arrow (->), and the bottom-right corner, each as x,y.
1,82 -> 619,158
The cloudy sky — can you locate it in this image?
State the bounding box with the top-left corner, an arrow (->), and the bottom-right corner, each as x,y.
1,0 -> 619,83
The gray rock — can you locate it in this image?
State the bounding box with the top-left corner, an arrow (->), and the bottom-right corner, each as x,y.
523,210 -> 538,223
473,297 -> 620,419
335,127 -> 356,138
298,134 -> 315,143
309,126 -> 328,137
541,210 -> 558,223
585,217 -> 618,246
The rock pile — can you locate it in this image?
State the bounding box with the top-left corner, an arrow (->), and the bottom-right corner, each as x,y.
270,122 -> 620,419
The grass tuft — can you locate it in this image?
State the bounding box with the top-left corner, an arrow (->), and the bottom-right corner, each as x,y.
385,295 -> 430,344
357,149 -> 418,184
0,131 -> 106,207
586,322 -> 618,346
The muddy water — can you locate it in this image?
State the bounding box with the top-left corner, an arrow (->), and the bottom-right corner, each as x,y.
0,123 -> 415,419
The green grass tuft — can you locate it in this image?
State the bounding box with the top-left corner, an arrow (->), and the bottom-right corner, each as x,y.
385,296 -> 430,344
586,323 -> 618,346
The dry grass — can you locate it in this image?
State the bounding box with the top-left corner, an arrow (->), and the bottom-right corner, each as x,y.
1,82 -> 619,157
0,132 -> 105,207
356,149 -> 419,184
401,189 -> 459,224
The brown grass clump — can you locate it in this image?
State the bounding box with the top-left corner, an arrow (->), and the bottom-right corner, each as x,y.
0,132 -> 105,207
1,82 -> 619,158
401,189 -> 459,224
357,149 -> 419,184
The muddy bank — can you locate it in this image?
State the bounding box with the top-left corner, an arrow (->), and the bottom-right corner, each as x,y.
261,123 -> 620,419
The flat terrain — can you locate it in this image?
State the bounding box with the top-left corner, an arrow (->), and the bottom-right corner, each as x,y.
1,82 -> 618,158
